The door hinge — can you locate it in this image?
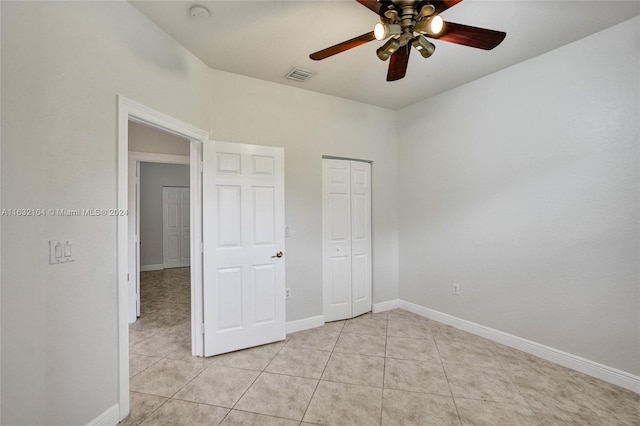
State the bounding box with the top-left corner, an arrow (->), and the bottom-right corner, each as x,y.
201,323 -> 205,334
201,242 -> 204,253
127,273 -> 129,281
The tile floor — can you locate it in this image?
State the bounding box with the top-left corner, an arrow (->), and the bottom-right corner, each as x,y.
124,268 -> 639,425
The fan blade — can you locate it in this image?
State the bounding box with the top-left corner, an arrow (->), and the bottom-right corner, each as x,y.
429,21 -> 506,50
387,44 -> 410,81
356,0 -> 398,17
418,0 -> 463,15
310,31 -> 377,60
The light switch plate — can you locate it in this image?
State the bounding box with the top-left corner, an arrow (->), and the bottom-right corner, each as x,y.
49,240 -> 74,264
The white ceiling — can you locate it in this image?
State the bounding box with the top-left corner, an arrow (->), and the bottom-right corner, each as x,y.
131,1 -> 640,110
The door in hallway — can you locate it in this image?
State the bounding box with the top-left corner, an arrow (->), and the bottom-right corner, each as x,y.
163,186 -> 190,269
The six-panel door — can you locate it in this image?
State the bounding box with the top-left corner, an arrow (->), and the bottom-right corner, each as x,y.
203,141 -> 285,356
163,186 -> 190,269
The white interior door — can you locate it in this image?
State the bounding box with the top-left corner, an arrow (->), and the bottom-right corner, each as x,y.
180,189 -> 191,267
135,162 -> 141,317
202,141 -> 286,356
322,159 -> 353,322
163,187 -> 190,269
322,159 -> 372,322
349,161 -> 372,317
128,160 -> 141,321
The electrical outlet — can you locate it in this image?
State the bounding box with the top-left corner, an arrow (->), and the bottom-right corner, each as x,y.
285,288 -> 291,299
452,283 -> 460,295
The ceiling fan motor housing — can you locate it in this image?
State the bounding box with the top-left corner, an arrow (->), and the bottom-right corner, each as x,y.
399,2 -> 418,46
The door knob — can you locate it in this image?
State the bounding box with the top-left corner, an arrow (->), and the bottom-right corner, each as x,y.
271,251 -> 284,258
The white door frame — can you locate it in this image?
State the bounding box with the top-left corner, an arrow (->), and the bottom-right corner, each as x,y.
117,96 -> 208,422
129,152 -> 190,321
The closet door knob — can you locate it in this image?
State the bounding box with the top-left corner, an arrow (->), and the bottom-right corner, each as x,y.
271,251 -> 284,258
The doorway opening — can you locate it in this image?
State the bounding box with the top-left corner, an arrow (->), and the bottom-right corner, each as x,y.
117,96 -> 207,421
129,156 -> 192,359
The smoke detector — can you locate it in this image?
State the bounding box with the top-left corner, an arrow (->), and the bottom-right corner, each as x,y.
189,5 -> 210,20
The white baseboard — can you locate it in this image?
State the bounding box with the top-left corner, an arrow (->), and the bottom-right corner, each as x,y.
286,315 -> 325,334
86,404 -> 119,426
140,264 -> 163,272
372,299 -> 399,313
398,300 -> 640,394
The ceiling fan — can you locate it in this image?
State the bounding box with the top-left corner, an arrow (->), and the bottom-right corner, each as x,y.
309,0 -> 506,81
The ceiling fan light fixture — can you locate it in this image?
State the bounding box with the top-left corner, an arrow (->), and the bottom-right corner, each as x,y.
429,15 -> 444,35
417,3 -> 436,18
374,22 -> 401,41
309,0 -> 506,81
414,14 -> 444,36
376,38 -> 400,61
411,35 -> 436,58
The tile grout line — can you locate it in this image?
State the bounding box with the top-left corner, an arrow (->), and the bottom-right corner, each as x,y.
434,328 -> 547,425
128,354 -> 163,380
478,337 -> 546,417
504,372 -> 546,424
431,330 -> 463,426
503,364 -> 564,426
129,268 -> 213,425
219,340 -> 290,424
225,407 -> 308,424
379,313 -> 389,426
299,318 -> 344,423
479,337 -> 551,425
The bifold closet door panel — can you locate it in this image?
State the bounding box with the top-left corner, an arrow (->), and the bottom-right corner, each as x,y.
322,159 -> 353,322
350,161 -> 372,318
322,158 -> 372,322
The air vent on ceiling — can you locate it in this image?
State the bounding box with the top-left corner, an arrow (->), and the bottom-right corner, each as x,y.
285,67 -> 315,82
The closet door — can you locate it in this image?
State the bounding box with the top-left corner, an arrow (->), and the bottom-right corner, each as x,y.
322,159 -> 371,322
350,161 -> 372,317
322,159 -> 353,322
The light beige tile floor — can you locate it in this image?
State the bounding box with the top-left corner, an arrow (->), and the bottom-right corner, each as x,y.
123,268 -> 639,425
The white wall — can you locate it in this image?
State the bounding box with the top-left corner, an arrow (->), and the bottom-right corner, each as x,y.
129,120 -> 190,156
1,2 -> 214,425
208,71 -> 400,321
6,1 -> 635,425
397,17 -> 639,375
139,163 -> 190,267
0,2 -> 398,424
